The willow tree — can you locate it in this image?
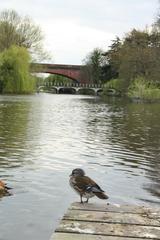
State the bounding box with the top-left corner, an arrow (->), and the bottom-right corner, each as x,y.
0,9 -> 48,61
0,45 -> 35,93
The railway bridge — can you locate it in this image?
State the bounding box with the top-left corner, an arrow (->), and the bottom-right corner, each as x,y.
32,63 -> 87,84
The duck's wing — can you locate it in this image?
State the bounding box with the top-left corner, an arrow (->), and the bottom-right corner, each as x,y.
75,176 -> 104,193
75,176 -> 108,199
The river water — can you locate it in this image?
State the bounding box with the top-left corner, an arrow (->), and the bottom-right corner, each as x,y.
0,93 -> 160,240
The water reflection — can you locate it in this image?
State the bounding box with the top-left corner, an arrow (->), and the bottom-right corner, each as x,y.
0,96 -> 41,170
108,102 -> 160,201
84,97 -> 160,202
0,94 -> 160,240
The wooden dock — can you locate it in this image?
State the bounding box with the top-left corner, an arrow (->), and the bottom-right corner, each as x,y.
51,202 -> 160,240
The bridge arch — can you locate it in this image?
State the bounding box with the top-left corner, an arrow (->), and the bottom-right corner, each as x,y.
32,63 -> 84,83
77,88 -> 96,95
58,87 -> 76,94
45,72 -> 79,83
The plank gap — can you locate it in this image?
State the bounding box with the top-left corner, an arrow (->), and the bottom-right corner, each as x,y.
63,217 -> 160,227
53,232 -> 156,240
55,230 -> 160,240
69,208 -> 156,215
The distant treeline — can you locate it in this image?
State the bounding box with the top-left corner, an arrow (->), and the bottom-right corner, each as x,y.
82,7 -> 160,100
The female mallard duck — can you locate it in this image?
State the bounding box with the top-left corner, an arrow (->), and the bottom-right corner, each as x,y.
69,168 -> 108,203
0,180 -> 12,196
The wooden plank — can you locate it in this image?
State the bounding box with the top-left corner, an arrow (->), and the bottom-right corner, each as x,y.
63,209 -> 160,226
52,232 -> 149,240
71,202 -> 160,215
56,220 -> 160,239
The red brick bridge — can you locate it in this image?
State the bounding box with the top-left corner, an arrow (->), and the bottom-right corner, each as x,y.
32,63 -> 86,84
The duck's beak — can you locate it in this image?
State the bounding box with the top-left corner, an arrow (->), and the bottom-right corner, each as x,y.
69,174 -> 72,177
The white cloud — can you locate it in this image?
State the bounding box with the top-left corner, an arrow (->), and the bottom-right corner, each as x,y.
40,19 -> 114,64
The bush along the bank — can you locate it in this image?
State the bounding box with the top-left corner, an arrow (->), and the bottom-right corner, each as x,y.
128,76 -> 160,102
102,78 -> 125,96
0,45 -> 35,94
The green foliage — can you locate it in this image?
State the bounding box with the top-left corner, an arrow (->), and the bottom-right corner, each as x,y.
128,76 -> 160,101
0,45 -> 35,94
102,78 -> 125,96
45,74 -> 73,86
34,75 -> 45,87
121,30 -> 160,83
105,37 -> 122,76
101,64 -> 118,82
83,48 -> 105,84
104,79 -> 123,91
103,27 -> 160,93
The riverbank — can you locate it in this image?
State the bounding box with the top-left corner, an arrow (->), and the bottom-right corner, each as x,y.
102,77 -> 160,103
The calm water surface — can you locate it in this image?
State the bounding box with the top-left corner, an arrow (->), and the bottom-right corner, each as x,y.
0,94 -> 160,240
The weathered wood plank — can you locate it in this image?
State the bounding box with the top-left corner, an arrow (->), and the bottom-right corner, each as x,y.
52,232 -> 150,240
56,220 -> 160,239
63,209 -> 160,226
52,203 -> 160,239
71,202 -> 160,215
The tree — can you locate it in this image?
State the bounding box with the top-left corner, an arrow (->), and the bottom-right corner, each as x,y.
104,29 -> 160,91
103,37 -> 121,81
154,0 -> 160,29
83,48 -> 105,84
0,45 -> 35,93
122,29 -> 160,84
45,74 -> 73,86
105,37 -> 122,73
120,30 -> 150,78
0,9 -> 48,60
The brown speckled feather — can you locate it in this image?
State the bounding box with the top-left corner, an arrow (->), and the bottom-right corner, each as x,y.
74,176 -> 104,192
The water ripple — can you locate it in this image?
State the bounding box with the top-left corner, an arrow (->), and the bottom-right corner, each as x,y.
0,94 -> 160,240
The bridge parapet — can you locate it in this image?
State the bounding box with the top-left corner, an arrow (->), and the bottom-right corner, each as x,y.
38,83 -> 104,95
45,82 -> 104,89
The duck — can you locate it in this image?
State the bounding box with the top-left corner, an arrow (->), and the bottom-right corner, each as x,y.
69,168 -> 108,203
0,180 -> 12,196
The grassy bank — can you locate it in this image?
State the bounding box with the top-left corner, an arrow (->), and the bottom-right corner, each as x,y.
102,77 -> 160,102
128,77 -> 160,102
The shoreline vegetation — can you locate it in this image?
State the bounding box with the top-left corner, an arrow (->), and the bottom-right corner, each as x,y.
0,8 -> 160,102
102,77 -> 160,102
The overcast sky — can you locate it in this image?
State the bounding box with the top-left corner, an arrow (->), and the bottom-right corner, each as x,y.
0,0 -> 158,64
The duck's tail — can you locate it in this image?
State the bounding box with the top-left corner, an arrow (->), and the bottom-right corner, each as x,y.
94,191 -> 109,199
90,186 -> 109,200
